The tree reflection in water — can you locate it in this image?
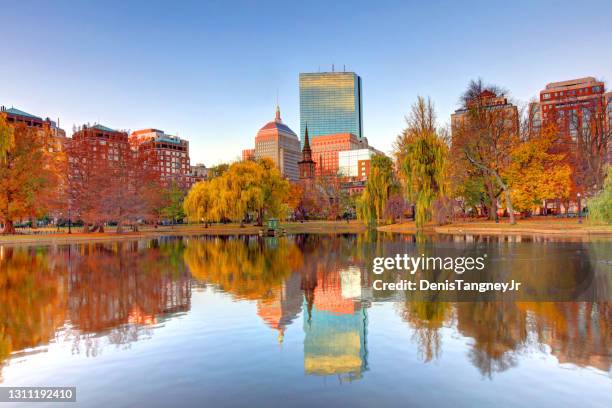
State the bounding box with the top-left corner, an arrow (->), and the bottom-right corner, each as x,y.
0,239 -> 192,377
0,234 -> 610,382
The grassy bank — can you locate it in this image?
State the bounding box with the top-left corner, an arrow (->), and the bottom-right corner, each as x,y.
0,220 -> 367,246
378,217 -> 612,236
2,218 -> 610,246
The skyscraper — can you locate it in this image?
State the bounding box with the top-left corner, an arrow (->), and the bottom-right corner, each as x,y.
299,71 -> 363,142
254,106 -> 301,180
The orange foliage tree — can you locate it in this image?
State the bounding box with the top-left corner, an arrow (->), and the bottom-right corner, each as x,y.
451,81 -> 520,224
503,126 -> 572,214
0,117 -> 62,233
67,134 -> 162,232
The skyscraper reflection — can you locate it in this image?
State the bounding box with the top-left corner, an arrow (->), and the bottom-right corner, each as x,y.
302,266 -> 369,382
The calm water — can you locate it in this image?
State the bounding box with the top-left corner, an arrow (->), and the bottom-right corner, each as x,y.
0,234 -> 611,407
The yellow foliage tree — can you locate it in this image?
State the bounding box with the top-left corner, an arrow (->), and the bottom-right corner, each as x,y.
503,133 -> 571,214
183,158 -> 290,226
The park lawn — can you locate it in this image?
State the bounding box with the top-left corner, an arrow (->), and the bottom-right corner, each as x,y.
0,220 -> 367,245
379,217 -> 612,236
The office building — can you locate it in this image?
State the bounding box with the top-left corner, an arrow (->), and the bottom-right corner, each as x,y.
299,71 -> 363,143
254,106 -> 301,180
310,133 -> 367,177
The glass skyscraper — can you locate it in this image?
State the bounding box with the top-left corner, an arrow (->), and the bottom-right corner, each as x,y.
299,71 -> 363,143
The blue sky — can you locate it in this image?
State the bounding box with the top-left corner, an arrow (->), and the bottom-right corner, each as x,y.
1,0 -> 611,165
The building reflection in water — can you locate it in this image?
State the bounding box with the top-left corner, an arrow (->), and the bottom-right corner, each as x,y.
0,234 -> 610,383
256,272 -> 303,343
302,265 -> 369,382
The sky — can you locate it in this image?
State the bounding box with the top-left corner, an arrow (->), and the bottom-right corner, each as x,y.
1,0 -> 611,165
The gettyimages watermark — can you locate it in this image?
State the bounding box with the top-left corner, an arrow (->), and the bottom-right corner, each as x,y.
367,246 -> 604,302
372,253 -> 521,293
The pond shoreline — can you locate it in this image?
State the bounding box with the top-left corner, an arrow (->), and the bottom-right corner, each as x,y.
379,218 -> 612,237
1,218 -> 611,245
0,221 -> 367,246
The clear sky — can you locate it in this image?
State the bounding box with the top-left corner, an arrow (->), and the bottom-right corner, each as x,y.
1,0 -> 611,165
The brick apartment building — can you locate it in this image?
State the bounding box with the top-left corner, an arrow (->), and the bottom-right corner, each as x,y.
0,106 -> 67,152
71,123 -> 131,165
242,148 -> 255,161
130,128 -> 194,189
538,77 -> 607,141
451,90 -> 519,137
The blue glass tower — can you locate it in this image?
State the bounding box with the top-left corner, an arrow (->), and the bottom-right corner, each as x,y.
299,71 -> 363,144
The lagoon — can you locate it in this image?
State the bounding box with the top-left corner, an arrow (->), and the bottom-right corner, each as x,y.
0,233 -> 610,407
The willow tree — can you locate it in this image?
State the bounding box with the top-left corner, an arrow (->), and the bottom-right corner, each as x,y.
183,158 -> 290,226
587,166 -> 612,224
395,96 -> 449,228
357,154 -> 395,225
183,177 -> 224,226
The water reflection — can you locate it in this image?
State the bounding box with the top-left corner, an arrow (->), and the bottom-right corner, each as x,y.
303,265 -> 368,381
0,234 -> 610,388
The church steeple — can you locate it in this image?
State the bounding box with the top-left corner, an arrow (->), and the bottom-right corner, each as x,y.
298,124 -> 316,180
302,125 -> 311,157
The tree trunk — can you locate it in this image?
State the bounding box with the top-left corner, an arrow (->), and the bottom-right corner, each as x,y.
116,222 -> 123,234
2,220 -> 15,234
464,152 -> 515,224
98,223 -> 105,233
486,182 -> 497,221
502,188 -> 516,224
83,223 -> 91,233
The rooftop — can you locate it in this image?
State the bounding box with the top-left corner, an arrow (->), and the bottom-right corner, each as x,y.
91,124 -> 116,132
257,106 -> 298,138
545,77 -> 601,90
1,107 -> 42,120
155,136 -> 185,145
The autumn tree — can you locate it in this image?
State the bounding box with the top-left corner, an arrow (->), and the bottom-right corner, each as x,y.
503,127 -> 572,214
256,158 -> 291,225
451,79 -> 519,224
67,128 -> 162,233
291,178 -> 333,220
183,158 -> 290,225
183,178 -> 220,227
395,97 -> 449,228
566,94 -> 611,194
160,181 -> 186,226
0,117 -> 60,233
357,154 -> 396,224
587,165 -> 612,224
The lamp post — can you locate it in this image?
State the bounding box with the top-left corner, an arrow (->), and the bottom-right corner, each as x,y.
68,208 -> 72,234
577,193 -> 582,224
